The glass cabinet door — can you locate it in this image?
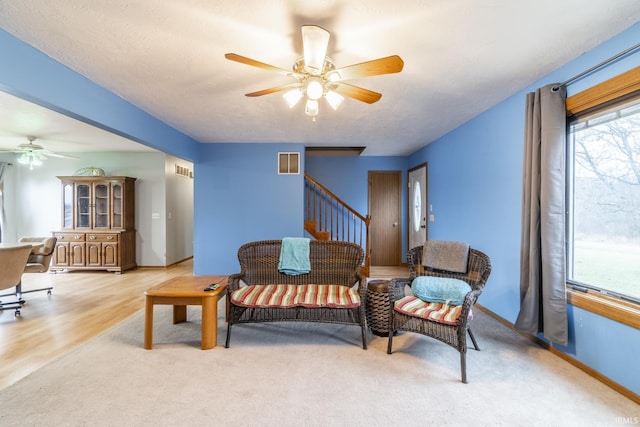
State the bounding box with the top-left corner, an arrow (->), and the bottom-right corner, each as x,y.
112,183 -> 122,228
76,184 -> 91,228
94,183 -> 110,228
62,183 -> 73,228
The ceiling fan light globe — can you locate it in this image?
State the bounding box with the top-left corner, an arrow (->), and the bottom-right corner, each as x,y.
31,158 -> 43,166
326,70 -> 341,82
305,99 -> 319,117
283,89 -> 303,108
302,25 -> 330,75
17,153 -> 30,164
306,80 -> 324,100
325,90 -> 344,110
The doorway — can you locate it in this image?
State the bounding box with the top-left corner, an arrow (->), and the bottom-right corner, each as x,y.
368,171 -> 401,266
408,163 -> 428,251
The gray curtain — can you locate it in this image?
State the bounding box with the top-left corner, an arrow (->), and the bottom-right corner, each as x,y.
0,161 -> 7,242
515,83 -> 568,346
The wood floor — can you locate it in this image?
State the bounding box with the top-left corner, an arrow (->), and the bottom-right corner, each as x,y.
0,260 -> 408,391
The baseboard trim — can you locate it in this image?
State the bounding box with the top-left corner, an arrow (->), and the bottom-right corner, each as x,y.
475,304 -> 640,405
136,257 -> 194,270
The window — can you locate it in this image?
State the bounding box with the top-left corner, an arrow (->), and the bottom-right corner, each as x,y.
567,95 -> 640,303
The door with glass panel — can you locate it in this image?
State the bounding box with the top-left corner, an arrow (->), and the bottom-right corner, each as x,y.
408,164 -> 427,250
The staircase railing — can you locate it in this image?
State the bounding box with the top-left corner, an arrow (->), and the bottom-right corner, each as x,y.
304,173 -> 371,277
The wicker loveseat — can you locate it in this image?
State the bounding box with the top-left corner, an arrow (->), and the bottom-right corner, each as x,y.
225,239 -> 368,349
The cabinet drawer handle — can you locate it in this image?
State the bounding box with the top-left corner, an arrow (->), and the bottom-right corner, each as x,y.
89,235 -> 96,240
107,235 -> 114,240
75,235 -> 81,240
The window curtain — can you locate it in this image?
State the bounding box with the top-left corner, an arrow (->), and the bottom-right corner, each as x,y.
0,161 -> 7,242
515,83 -> 568,346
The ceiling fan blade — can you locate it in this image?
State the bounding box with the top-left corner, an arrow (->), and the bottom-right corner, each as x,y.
245,83 -> 302,97
42,151 -> 80,159
328,55 -> 404,81
225,53 -> 298,78
301,25 -> 330,75
330,82 -> 382,104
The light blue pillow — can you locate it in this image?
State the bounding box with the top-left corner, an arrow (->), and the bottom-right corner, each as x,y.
411,276 -> 470,306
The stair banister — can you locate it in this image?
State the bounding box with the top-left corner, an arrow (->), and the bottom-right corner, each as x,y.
304,173 -> 371,276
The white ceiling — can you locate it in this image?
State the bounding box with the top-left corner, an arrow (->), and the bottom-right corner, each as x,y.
0,91 -> 155,154
0,0 -> 639,157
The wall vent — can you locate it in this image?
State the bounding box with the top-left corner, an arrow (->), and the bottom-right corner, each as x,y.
278,152 -> 300,175
175,164 -> 193,178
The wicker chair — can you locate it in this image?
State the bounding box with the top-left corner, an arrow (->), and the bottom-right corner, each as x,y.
387,244 -> 491,383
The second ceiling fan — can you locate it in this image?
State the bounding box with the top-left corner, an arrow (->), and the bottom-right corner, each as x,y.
225,25 -> 404,118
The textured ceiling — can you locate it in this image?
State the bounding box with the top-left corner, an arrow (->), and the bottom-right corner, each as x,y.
0,0 -> 639,156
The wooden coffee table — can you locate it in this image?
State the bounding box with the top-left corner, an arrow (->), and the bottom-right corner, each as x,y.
144,275 -> 227,350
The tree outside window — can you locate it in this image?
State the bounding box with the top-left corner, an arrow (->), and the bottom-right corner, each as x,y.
568,98 -> 640,301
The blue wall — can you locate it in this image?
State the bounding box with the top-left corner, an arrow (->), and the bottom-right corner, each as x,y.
1,21 -> 639,395
194,143 -> 305,274
408,23 -> 640,394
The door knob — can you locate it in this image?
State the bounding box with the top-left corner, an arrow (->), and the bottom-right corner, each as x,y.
393,222 -> 398,227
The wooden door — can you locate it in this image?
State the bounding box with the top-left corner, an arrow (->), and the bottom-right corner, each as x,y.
368,171 -> 402,266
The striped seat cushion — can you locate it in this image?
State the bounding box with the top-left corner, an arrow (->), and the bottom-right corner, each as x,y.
231,284 -> 361,309
394,295 -> 467,325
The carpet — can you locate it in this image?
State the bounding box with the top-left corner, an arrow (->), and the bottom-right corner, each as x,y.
0,301 -> 636,426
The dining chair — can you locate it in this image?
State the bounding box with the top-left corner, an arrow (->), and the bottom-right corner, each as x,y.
0,244 -> 32,316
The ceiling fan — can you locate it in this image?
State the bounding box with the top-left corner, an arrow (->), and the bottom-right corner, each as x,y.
1,136 -> 79,169
225,25 -> 404,119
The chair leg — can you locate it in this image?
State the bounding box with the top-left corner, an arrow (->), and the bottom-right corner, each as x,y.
460,350 -> 468,384
225,322 -> 232,348
361,323 -> 368,350
468,327 -> 480,350
0,282 -> 25,315
15,281 -> 22,301
387,329 -> 394,354
225,305 -> 235,348
20,286 -> 53,296
386,307 -> 396,354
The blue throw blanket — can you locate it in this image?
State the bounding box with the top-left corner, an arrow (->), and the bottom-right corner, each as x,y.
278,237 -> 311,275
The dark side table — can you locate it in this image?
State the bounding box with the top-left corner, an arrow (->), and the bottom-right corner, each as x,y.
366,278 -> 409,336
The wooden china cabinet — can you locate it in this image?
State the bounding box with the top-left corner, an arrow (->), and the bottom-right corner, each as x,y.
51,176 -> 137,273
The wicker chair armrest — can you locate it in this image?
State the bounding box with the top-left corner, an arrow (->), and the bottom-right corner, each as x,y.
389,277 -> 411,303
226,273 -> 245,293
457,289 -> 482,325
356,272 -> 367,291
355,272 -> 366,288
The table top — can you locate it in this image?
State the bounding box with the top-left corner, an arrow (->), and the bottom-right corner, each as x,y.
145,275 -> 227,297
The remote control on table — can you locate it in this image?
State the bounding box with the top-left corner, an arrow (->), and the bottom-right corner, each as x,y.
204,283 -> 219,291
